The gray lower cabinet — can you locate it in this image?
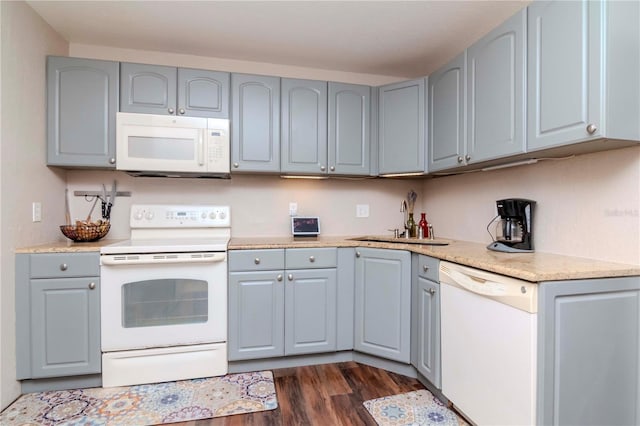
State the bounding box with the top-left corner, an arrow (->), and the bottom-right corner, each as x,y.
537,276 -> 640,426
527,0 -> 640,151
328,82 -> 371,175
378,78 -> 426,175
228,248 -> 340,360
411,254 -> 441,389
47,56 -> 119,168
281,78 -> 328,174
231,73 -> 281,173
16,253 -> 101,379
120,62 -> 229,118
354,248 -> 411,363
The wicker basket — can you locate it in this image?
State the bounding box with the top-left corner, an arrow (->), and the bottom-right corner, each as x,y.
60,222 -> 111,242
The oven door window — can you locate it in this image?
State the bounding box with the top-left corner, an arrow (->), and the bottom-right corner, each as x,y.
122,278 -> 208,327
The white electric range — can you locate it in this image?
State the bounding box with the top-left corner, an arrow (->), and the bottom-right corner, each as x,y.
100,204 -> 230,387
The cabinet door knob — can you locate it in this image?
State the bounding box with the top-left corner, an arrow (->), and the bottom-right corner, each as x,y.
233,162 -> 239,168
457,156 -> 463,163
179,108 -> 185,115
109,157 -> 116,164
320,165 -> 326,172
168,108 -> 175,114
330,166 -> 335,172
60,263 -> 68,271
309,256 -> 315,263
465,155 -> 471,162
428,288 -> 436,295
355,251 -> 361,258
89,282 -> 96,290
288,273 -> 294,281
276,274 -> 283,282
254,258 -> 260,264
423,265 -> 429,272
586,124 -> 597,134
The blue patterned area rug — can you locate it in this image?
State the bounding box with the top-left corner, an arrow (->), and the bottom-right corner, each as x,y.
0,371 -> 277,425
364,389 -> 467,426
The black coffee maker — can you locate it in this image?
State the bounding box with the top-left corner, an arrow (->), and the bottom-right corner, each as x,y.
487,198 -> 535,253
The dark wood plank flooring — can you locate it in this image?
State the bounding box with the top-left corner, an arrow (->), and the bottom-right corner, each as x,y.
179,362 -> 426,425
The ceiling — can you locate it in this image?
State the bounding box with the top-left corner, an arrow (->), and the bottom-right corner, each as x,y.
27,0 -> 530,78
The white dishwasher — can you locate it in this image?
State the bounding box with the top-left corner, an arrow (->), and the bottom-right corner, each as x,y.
440,261 -> 538,426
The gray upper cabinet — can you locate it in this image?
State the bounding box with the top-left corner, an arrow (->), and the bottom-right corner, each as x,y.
281,78 -> 328,174
177,68 -> 229,118
16,253 -> 101,380
527,0 -> 640,151
466,8 -> 526,164
328,82 -> 371,175
354,248 -> 411,363
120,63 -> 229,118
378,78 -> 426,175
47,56 -> 119,168
231,74 -> 281,173
428,53 -> 466,172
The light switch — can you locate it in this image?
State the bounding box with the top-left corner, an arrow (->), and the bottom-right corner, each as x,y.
32,202 -> 42,222
356,204 -> 369,218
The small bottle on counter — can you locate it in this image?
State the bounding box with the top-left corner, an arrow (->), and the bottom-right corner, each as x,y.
419,213 -> 429,239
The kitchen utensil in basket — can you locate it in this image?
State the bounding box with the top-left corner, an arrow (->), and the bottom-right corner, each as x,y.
60,221 -> 110,242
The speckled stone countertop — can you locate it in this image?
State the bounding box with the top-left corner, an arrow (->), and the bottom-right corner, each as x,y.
15,239 -> 125,254
228,235 -> 640,283
15,236 -> 639,282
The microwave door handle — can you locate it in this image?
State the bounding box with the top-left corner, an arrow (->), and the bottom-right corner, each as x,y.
197,129 -> 205,166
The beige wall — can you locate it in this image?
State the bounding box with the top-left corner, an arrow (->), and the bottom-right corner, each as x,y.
69,43 -> 402,86
0,1 -> 68,410
422,146 -> 640,265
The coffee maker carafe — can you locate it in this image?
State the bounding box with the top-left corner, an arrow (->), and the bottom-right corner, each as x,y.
487,198 -> 535,253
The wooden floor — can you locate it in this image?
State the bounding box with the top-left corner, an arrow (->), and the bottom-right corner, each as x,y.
179,362 -> 426,425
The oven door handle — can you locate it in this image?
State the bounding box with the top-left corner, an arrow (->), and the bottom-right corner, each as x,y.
101,253 -> 226,266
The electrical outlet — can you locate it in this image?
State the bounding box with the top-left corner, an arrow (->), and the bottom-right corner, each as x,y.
32,202 -> 42,222
356,204 -> 369,218
289,202 -> 298,216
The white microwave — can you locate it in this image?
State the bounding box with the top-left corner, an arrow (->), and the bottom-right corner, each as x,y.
116,112 -> 230,178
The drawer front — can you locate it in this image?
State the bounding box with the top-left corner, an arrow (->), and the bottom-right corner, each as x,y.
30,253 -> 100,278
286,248 -> 337,269
229,249 -> 285,271
417,255 -> 439,281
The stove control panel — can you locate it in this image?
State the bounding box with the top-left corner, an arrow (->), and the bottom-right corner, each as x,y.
130,204 -> 230,228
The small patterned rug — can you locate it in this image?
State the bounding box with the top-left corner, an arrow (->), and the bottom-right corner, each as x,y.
0,371 -> 277,425
363,389 -> 467,426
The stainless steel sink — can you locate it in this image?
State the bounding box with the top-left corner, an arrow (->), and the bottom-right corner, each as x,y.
350,236 -> 450,246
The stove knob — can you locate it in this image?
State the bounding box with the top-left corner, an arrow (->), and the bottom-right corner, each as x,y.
209,212 -> 217,219
201,212 -> 207,219
145,211 -> 154,220
218,211 -> 227,220
134,210 -> 143,220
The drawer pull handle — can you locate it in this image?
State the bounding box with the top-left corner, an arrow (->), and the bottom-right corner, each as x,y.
355,252 -> 361,258
89,282 -> 96,290
309,256 -> 315,263
276,274 -> 283,282
288,273 -> 293,281
60,263 -> 68,271
428,288 -> 436,295
423,265 -> 429,272
254,258 -> 260,265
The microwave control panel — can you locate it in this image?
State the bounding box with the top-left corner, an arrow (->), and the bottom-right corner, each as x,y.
207,119 -> 230,171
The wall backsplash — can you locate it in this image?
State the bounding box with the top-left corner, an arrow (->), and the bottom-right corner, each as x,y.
421,146 -> 640,265
66,172 -> 422,239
